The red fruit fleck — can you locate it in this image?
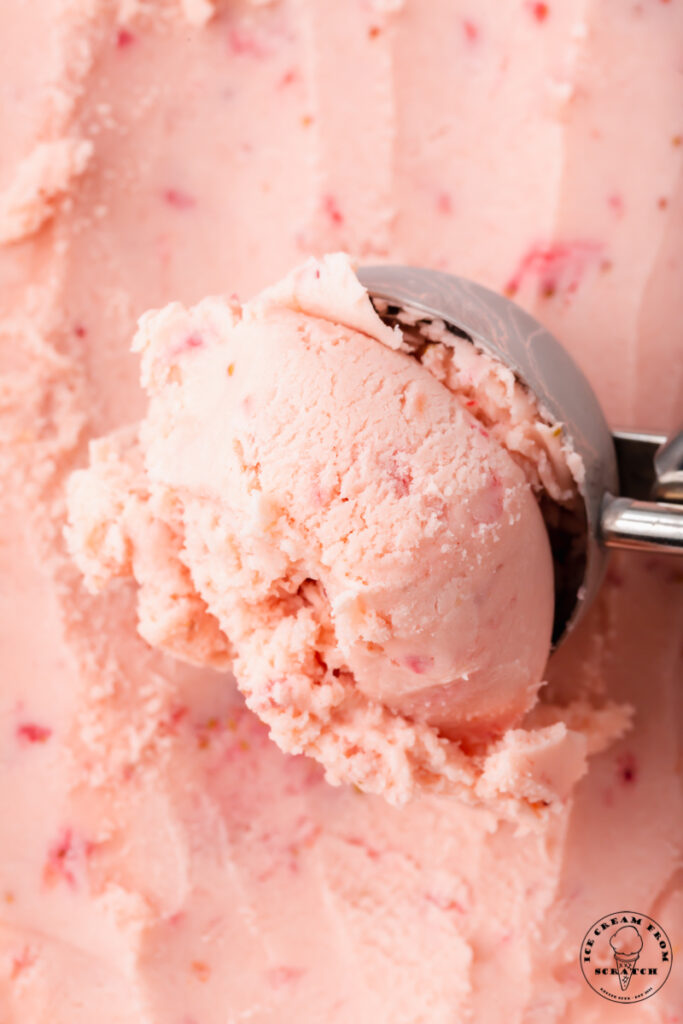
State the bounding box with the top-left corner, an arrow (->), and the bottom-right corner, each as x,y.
323,193 -> 344,226
73,323 -> 87,338
315,268 -> 321,279
437,191 -> 453,215
387,456 -> 412,496
267,965 -> 306,988
465,399 -> 477,407
278,68 -> 298,88
617,752 -> 638,785
83,839 -> 99,859
605,565 -> 625,587
425,892 -> 466,914
170,332 -> 204,358
228,28 -> 267,58
11,946 -> 36,980
17,722 -> 52,744
191,960 -> 211,982
43,829 -> 78,888
162,188 -> 196,210
530,2 -> 549,21
462,19 -> 479,42
404,654 -> 434,675
387,456 -> 413,495
289,816 -> 321,855
116,27 -> 135,48
158,705 -> 189,737
504,240 -> 601,300
311,484 -> 327,507
344,835 -> 381,860
607,193 -> 625,218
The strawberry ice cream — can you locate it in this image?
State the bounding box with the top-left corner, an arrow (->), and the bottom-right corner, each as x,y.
67,253 -> 599,804
1,0 -> 681,1022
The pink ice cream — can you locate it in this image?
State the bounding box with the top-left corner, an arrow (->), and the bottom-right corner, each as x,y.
1,0 -> 682,1022
67,253 -> 592,804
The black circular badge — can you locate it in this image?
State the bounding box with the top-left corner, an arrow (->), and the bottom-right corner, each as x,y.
580,911 -> 673,1003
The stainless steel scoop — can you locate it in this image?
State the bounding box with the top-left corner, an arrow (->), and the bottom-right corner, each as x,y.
358,265 -> 683,644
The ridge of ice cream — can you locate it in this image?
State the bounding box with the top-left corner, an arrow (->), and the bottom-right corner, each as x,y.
413,319 -> 583,507
66,254 -> 621,807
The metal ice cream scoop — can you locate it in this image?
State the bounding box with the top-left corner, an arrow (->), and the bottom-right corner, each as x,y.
358,265 -> 683,644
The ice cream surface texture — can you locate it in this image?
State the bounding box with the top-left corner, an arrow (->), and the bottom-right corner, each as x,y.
67,253 -> 594,804
1,0 -> 682,1022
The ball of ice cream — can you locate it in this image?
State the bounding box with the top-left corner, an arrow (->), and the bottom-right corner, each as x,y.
610,926 -> 643,956
67,254 -> 586,803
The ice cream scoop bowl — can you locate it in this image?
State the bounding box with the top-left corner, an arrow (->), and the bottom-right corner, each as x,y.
359,265 -> 683,645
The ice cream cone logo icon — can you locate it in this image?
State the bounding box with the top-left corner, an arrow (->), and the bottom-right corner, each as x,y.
610,926 -> 643,991
580,911 -> 673,1003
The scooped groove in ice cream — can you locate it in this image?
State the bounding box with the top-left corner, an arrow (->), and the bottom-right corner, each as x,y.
66,254 -> 621,806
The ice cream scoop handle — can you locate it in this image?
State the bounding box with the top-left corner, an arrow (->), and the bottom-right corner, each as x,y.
613,429 -> 683,502
654,430 -> 683,503
601,496 -> 683,554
